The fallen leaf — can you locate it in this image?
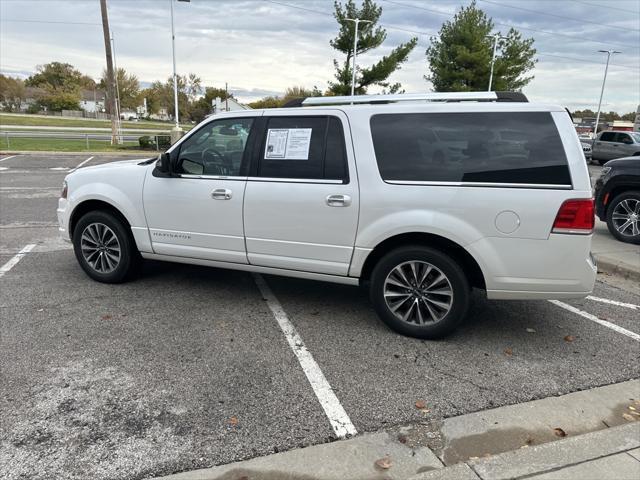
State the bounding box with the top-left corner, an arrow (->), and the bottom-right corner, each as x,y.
520,444 -> 529,449
101,314 -> 112,320
629,406 -> 636,411
526,328 -> 536,333
415,400 -> 427,409
504,348 -> 513,356
622,413 -> 636,422
553,428 -> 567,437
228,416 -> 238,426
37,308 -> 44,312
563,335 -> 575,343
374,456 -> 392,470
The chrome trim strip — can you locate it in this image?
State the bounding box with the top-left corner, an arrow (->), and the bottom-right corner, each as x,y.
302,92 -> 498,106
178,174 -> 248,180
247,177 -> 344,184
385,180 -> 573,190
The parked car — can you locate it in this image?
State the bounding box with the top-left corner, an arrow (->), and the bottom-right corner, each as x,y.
57,92 -> 596,339
580,140 -> 592,162
594,156 -> 640,244
592,131 -> 640,165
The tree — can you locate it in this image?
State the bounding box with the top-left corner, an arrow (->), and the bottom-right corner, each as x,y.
24,62 -> 90,111
0,75 -> 26,112
144,73 -> 202,120
328,0 -> 417,95
99,67 -> 140,110
425,1 -> 536,92
248,86 -> 322,109
190,86 -> 234,123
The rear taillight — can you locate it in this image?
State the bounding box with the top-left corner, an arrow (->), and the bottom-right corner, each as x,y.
552,199 -> 594,234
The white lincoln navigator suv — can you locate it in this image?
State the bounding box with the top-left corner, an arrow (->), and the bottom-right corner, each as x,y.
57,92 -> 597,338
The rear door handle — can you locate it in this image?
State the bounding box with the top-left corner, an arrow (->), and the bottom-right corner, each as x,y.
326,194 -> 351,207
212,188 -> 232,200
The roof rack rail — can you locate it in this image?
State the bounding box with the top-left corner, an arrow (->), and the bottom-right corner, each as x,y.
300,91 -> 528,106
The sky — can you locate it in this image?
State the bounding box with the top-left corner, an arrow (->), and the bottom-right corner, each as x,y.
0,0 -> 639,113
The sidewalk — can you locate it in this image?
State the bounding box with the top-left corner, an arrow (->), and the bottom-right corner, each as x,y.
592,220 -> 640,283
152,380 -> 640,480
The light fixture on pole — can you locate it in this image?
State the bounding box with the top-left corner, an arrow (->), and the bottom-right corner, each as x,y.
170,0 -> 190,144
593,50 -> 621,138
486,33 -> 507,92
344,18 -> 372,102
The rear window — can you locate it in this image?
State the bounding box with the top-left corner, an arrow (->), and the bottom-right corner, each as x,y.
370,112 -> 571,185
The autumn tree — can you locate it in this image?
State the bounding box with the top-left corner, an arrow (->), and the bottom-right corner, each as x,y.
99,67 -> 140,110
25,62 -> 94,110
0,75 -> 26,112
329,0 -> 417,95
426,2 -> 536,92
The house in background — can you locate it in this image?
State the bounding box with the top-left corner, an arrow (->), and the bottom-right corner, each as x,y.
212,96 -> 251,114
80,90 -> 106,114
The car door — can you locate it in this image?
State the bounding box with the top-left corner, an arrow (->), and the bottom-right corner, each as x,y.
142,115 -> 257,263
594,131 -> 615,159
614,132 -> 634,157
243,112 -> 359,276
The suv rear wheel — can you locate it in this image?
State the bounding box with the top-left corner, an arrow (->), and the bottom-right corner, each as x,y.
72,210 -> 140,283
370,246 -> 470,339
606,191 -> 640,244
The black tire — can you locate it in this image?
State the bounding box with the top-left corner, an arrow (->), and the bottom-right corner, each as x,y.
606,191 -> 640,244
370,246 -> 470,339
72,210 -> 140,283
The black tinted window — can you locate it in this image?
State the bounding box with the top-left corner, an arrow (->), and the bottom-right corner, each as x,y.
613,133 -> 631,143
259,116 -> 348,181
371,112 -> 571,185
599,132 -> 615,142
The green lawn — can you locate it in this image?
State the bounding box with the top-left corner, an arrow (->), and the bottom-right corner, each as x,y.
0,137 -> 154,153
0,113 -> 187,131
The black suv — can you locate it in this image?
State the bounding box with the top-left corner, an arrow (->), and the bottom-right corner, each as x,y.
594,156 -> 640,244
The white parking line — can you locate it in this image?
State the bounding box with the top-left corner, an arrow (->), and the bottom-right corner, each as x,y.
549,300 -> 640,342
68,156 -> 94,173
0,244 -> 36,278
252,273 -> 357,438
0,155 -> 17,162
586,295 -> 639,311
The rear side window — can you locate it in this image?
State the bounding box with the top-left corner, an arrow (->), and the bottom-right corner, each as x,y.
370,112 -> 571,185
613,133 -> 632,144
599,132 -> 615,142
258,116 -> 348,182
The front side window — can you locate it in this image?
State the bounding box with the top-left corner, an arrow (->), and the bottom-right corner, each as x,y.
257,116 -> 348,182
176,118 -> 254,176
599,132 -> 615,142
613,133 -> 632,144
370,112 -> 571,185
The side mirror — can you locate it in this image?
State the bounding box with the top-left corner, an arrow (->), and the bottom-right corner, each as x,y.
155,152 -> 172,177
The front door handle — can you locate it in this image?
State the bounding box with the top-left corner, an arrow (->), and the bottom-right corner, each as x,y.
212,188 -> 232,200
326,194 -> 351,207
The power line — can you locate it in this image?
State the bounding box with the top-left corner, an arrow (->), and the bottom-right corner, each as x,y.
0,19 -> 100,26
383,0 -> 638,50
570,0 -> 640,15
477,0 -> 640,33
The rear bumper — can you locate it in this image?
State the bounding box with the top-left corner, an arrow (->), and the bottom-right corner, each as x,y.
468,234 -> 597,299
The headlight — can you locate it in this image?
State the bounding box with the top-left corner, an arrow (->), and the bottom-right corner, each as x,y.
61,181 -> 68,199
601,167 -> 611,176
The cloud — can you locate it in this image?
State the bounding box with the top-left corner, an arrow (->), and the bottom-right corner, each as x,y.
0,0 -> 638,111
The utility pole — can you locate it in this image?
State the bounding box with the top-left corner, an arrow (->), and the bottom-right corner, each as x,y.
111,35 -> 122,142
225,82 -> 229,111
487,33 -> 507,92
594,50 -> 621,138
344,18 -> 372,102
99,0 -> 118,144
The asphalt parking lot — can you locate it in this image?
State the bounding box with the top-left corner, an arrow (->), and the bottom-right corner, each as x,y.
1,154 -> 639,480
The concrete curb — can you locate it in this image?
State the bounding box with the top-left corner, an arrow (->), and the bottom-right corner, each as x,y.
0,150 -> 154,156
596,254 -> 640,284
410,423 -> 640,480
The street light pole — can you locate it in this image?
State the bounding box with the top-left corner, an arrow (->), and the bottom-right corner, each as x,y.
594,50 -> 621,137
487,33 -> 507,92
169,0 -> 189,143
344,18 -> 372,102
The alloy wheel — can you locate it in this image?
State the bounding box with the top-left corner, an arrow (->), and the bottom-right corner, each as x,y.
611,198 -> 640,238
383,261 -> 454,325
80,222 -> 121,273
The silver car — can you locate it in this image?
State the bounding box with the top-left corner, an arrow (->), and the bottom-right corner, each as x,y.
592,130 -> 640,165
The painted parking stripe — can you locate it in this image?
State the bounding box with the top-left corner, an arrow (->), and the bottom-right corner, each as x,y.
0,155 -> 17,162
253,273 -> 357,438
0,244 -> 36,278
68,156 -> 94,173
549,300 -> 640,342
586,295 -> 639,311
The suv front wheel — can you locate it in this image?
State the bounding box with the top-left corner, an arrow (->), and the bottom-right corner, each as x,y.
606,191 -> 640,244
370,246 -> 470,339
72,210 -> 140,283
